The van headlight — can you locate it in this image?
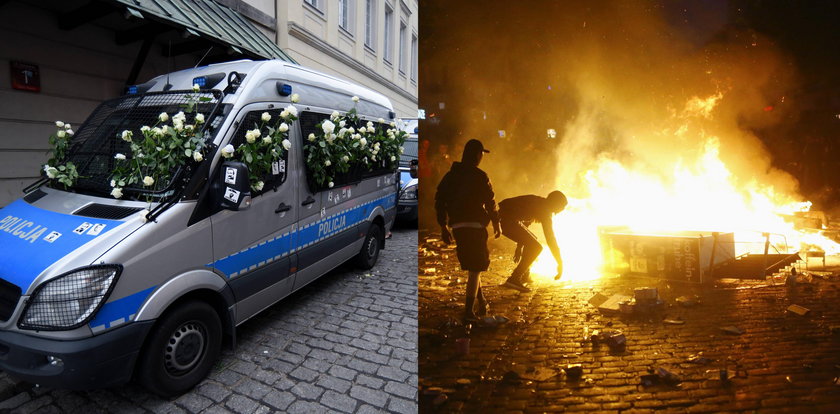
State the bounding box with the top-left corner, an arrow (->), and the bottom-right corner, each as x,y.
400,184 -> 417,200
19,265 -> 122,331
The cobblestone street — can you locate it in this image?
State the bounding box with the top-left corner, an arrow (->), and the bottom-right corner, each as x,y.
0,226 -> 418,414
419,232 -> 840,413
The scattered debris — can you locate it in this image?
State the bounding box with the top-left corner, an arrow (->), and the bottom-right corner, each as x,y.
785,375 -> 794,384
663,317 -> 685,325
619,299 -> 635,314
563,364 -> 583,380
787,304 -> 810,316
501,370 -> 521,384
588,293 -> 608,307
640,374 -> 660,387
675,295 -> 700,307
656,367 -> 681,385
423,267 -> 437,275
513,366 -> 558,382
604,331 -> 627,351
598,294 -> 633,313
687,353 -> 713,364
634,287 -> 659,302
720,326 -> 744,335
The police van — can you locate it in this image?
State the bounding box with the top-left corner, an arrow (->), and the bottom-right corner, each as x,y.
0,60 -> 399,396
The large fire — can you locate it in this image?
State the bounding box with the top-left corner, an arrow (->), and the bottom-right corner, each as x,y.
529,93 -> 840,283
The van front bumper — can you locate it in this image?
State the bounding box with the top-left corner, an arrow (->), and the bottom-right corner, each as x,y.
0,321 -> 154,389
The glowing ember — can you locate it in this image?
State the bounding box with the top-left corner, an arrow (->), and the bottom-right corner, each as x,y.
528,93 -> 840,283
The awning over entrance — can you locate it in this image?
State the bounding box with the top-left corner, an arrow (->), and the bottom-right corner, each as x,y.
109,0 -> 295,63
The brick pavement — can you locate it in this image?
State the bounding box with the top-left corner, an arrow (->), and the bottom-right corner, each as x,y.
0,226 -> 417,414
419,232 -> 840,413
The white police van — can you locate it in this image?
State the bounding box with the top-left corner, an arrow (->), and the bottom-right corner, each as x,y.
0,60 -> 399,396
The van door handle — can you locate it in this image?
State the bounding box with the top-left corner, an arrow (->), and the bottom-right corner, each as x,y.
275,203 -> 291,213
301,196 -> 315,206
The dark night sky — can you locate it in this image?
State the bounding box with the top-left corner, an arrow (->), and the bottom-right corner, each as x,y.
419,0 -> 840,207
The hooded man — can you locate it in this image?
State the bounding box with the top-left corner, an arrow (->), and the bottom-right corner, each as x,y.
499,191 -> 568,292
434,139 -> 501,323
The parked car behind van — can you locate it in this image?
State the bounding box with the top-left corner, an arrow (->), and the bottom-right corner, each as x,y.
0,60 -> 402,396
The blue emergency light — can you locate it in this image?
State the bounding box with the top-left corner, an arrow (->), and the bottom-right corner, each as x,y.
276,82 -> 293,96
192,73 -> 225,90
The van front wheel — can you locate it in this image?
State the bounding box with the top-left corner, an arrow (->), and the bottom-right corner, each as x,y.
137,301 -> 222,397
355,223 -> 383,269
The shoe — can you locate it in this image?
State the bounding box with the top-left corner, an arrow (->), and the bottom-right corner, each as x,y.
476,299 -> 489,316
464,314 -> 482,324
501,278 -> 531,293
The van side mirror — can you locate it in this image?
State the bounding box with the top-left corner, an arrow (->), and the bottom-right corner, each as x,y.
217,161 -> 251,211
409,160 -> 418,179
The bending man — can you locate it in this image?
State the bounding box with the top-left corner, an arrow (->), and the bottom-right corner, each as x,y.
500,191 -> 568,292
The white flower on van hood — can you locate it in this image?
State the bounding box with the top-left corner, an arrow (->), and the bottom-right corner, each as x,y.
328,181 -> 334,188
261,112 -> 271,122
44,165 -> 58,179
245,129 -> 260,143
308,133 -> 316,142
367,121 -> 374,129
159,112 -> 169,122
120,130 -> 133,142
278,122 -> 289,133
195,113 -> 205,124
111,187 -> 123,199
173,112 -> 186,123
285,105 -> 298,117
342,155 -> 349,162
64,124 -> 72,130
391,155 -> 396,161
193,151 -> 203,162
339,120 -> 346,128
114,153 -> 126,160
290,93 -> 300,103
55,121 -> 65,128
282,139 -> 291,150
325,160 -> 331,167
221,144 -> 235,158
57,130 -> 66,138
352,96 -> 359,103
254,181 -> 264,191
142,176 -> 154,187
193,83 -> 201,92
358,127 -> 366,134
330,111 -> 339,120
66,129 -> 74,136
262,136 -> 272,144
322,120 -> 335,134
359,137 -> 367,146
378,118 -> 385,123
280,109 -> 289,119
140,126 -> 150,133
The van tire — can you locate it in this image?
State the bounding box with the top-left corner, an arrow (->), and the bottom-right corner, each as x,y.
355,223 -> 383,269
136,301 -> 222,398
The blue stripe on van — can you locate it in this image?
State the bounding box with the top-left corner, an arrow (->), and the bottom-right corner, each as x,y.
89,286 -> 156,332
210,193 -> 395,278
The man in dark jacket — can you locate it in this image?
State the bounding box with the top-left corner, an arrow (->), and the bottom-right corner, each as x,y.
435,139 -> 501,323
499,191 -> 568,292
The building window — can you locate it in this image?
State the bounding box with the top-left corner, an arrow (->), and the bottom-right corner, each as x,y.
365,0 -> 376,49
398,20 -> 407,74
304,0 -> 323,13
339,0 -> 351,33
384,3 -> 394,63
410,33 -> 418,82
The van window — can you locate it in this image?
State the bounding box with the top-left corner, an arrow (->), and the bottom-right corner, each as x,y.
65,91 -> 226,199
229,109 -> 291,196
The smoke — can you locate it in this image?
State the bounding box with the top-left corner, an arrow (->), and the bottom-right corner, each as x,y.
422,0 -> 803,209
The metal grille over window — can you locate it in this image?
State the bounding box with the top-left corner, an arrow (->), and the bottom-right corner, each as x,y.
66,91 -> 223,197
229,109 -> 291,194
19,266 -> 120,330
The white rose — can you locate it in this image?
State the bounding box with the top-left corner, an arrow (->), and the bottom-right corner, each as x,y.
282,139 -> 291,150
159,112 -> 169,122
245,131 -> 256,144
173,120 -> 184,131
195,113 -> 205,124
57,130 -> 66,138
374,142 -> 381,150
322,120 -> 335,134
360,138 -> 367,146
261,112 -> 271,122
352,96 -> 359,103
142,176 -> 154,187
161,125 -> 170,134
44,166 -> 58,179
66,129 -> 74,136
328,181 -> 334,188
193,151 -> 203,162
152,127 -> 163,137
308,133 -> 316,142
278,122 -> 289,133
290,93 -> 300,103
55,121 -> 65,128
193,83 -> 200,92
115,153 -> 126,160
140,125 -> 151,133
358,127 -> 366,134
391,155 -> 396,161
400,146 -> 404,153
378,118 -> 385,123
121,130 -> 132,141
285,105 -> 298,117
185,125 -> 194,131
221,144 -> 235,158
64,124 -> 71,130
339,120 -> 346,128
280,110 -> 289,119
174,112 -> 186,122
367,121 -> 374,128
342,155 -> 349,162
111,187 -> 123,199
137,153 -> 144,158
390,122 -> 396,127
259,136 -> 269,144
331,110 -> 340,120
254,181 -> 264,191
325,160 -> 331,167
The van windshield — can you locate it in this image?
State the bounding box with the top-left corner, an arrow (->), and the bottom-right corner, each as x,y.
62,90 -> 226,198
